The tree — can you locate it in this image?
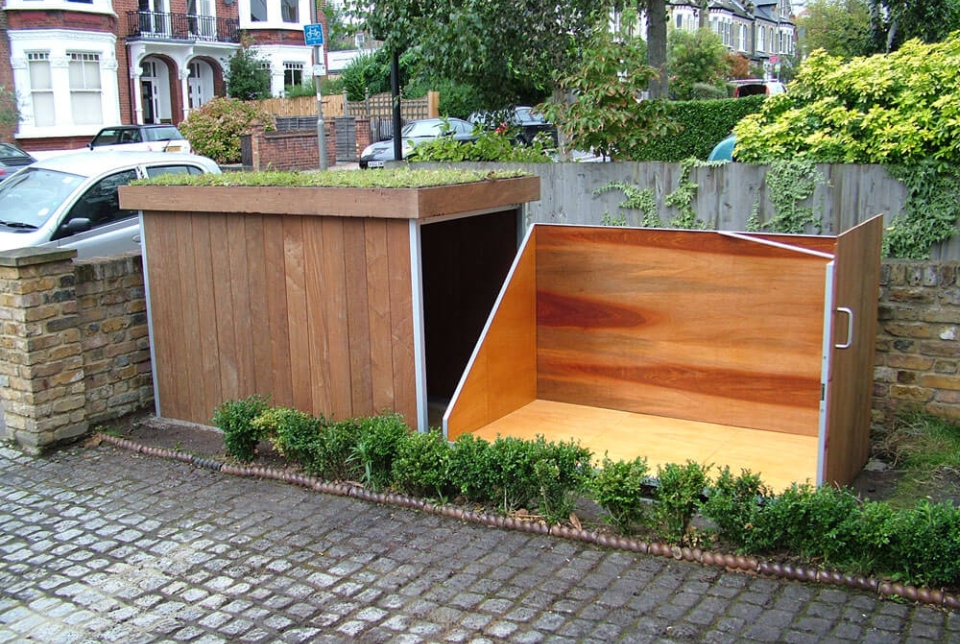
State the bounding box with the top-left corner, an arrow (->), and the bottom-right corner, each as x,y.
639,0 -> 670,98
323,2 -> 356,51
867,0 -> 960,52
0,85 -> 19,132
540,24 -> 679,160
667,28 -> 728,100
797,0 -> 873,59
227,40 -> 272,100
346,0 -> 611,107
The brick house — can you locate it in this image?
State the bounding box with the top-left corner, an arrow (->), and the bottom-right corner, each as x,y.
635,0 -> 796,78
0,0 -> 327,151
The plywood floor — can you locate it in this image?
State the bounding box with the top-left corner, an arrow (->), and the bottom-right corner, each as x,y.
466,399 -> 819,492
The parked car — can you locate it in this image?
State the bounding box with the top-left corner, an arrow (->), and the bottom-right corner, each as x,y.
470,106 -> 559,147
359,117 -> 476,168
87,124 -> 192,154
0,143 -> 36,182
708,134 -> 736,162
0,151 -> 220,259
731,79 -> 787,98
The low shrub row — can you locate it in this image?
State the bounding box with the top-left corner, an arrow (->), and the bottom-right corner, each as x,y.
213,397 -> 960,588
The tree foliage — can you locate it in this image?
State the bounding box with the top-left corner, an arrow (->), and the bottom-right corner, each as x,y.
868,0 -> 960,53
540,24 -> 679,161
667,28 -> 729,100
227,42 -> 272,100
0,85 -> 19,131
798,0 -> 873,59
323,2 -> 357,51
346,0 -> 610,107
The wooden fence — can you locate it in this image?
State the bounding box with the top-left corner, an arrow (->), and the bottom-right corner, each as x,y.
258,94 -> 346,118
417,161 -> 960,257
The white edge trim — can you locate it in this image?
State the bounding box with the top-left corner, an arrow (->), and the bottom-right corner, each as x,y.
442,221 -> 536,440
817,261 -> 836,487
140,212 -> 161,418
409,219 -> 428,433
719,231 -> 835,259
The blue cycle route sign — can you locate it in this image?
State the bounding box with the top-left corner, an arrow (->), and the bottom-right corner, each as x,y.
304,23 -> 324,46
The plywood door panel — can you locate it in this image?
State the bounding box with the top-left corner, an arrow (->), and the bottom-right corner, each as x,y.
189,215 -> 223,421
535,226 -> 828,436
386,220 -> 417,427
242,215 -> 271,399
262,216 -> 294,407
445,229 -> 538,439
316,217 -> 352,420
282,216 -> 313,413
343,218 -> 375,415
364,220 -> 397,414
824,215 -> 883,485
143,214 -> 182,420
173,213 -> 205,422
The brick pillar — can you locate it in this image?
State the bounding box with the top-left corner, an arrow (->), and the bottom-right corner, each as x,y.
325,120 -> 337,168
0,248 -> 86,454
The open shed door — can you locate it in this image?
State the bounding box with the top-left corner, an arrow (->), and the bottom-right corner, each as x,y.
821,215 -> 884,485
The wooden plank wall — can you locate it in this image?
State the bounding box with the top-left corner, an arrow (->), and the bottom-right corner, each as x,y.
535,226 -> 830,436
445,230 -> 539,439
824,216 -> 884,484
142,212 -> 418,428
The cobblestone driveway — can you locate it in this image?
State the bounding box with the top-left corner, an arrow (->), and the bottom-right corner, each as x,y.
2,444 -> 958,644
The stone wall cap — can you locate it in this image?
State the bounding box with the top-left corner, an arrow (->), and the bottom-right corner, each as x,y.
0,247 -> 78,267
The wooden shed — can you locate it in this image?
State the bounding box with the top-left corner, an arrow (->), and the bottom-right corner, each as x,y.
444,217 -> 883,490
120,176 -> 540,432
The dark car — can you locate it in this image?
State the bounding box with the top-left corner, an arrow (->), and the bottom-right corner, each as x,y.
470,106 -> 558,147
0,143 -> 36,182
359,117 -> 476,168
87,124 -> 192,154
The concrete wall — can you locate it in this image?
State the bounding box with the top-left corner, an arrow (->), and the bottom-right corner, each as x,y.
0,249 -> 153,454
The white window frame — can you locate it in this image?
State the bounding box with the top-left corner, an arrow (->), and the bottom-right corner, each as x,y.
239,0 -> 311,30
10,30 -> 120,139
69,51 -> 103,126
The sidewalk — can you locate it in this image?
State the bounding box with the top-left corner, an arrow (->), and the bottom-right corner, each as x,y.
1,442 -> 958,643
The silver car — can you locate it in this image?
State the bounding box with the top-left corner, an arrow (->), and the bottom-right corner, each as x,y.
0,151 -> 220,259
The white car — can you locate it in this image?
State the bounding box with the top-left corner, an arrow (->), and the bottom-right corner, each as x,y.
87,124 -> 193,154
0,151 -> 220,259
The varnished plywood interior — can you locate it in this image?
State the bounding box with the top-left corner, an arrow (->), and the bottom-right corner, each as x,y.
536,227 -> 828,436
471,400 -> 818,492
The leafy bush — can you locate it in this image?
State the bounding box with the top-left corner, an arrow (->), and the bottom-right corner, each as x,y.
350,413 -> 410,490
448,433 -> 498,503
392,429 -> 455,500
253,406 -> 324,468
179,97 -> 276,164
654,461 -> 709,544
701,467 -> 770,546
408,128 -> 554,163
284,80 -> 317,99
885,500 -> 960,586
592,455 -> 651,534
313,419 -> 364,481
212,394 -> 270,462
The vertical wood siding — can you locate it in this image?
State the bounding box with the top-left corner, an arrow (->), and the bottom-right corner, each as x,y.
143,212 -> 417,427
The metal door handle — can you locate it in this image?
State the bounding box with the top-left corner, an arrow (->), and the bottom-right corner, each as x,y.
835,307 -> 854,349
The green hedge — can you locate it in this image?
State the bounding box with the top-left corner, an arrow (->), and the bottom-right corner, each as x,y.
629,95 -> 766,162
213,397 -> 960,588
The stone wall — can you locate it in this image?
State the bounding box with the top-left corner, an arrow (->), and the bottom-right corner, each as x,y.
874,261 -> 960,423
0,249 -> 153,454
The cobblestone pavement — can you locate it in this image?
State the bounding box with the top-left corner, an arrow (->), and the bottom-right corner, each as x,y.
2,444 -> 959,644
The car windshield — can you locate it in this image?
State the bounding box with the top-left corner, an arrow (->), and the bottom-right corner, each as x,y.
0,167 -> 85,228
144,127 -> 184,142
401,121 -> 443,138
0,143 -> 32,160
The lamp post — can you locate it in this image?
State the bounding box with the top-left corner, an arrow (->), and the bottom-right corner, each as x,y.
309,2 -> 328,170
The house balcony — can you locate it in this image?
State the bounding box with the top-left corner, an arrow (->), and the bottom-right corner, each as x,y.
126,11 -> 240,44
